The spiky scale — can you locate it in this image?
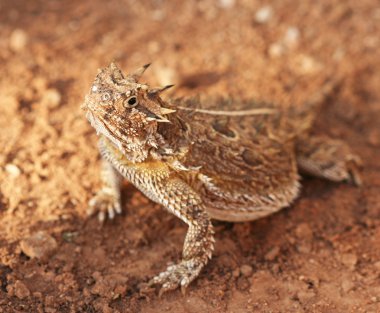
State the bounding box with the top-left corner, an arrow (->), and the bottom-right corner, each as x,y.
81,63 -> 362,295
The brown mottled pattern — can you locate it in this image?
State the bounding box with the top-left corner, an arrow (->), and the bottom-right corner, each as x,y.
82,63 -> 362,294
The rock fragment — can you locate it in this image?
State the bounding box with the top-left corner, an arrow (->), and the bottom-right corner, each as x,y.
14,280 -> 30,299
20,231 -> 57,260
240,264 -> 253,277
41,89 -> 61,109
340,253 -> 358,270
295,223 -> 313,240
341,277 -> 355,293
218,0 -> 235,9
9,29 -> 28,52
5,164 -> 21,178
6,280 -> 30,299
264,246 -> 280,261
284,26 -> 300,47
255,6 -> 273,24
90,271 -> 128,298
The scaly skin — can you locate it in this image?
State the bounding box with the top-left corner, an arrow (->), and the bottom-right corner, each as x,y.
81,63 -> 362,294
98,136 -> 214,294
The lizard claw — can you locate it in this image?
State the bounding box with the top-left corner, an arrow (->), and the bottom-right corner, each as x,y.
87,189 -> 122,222
346,154 -> 363,186
147,260 -> 203,296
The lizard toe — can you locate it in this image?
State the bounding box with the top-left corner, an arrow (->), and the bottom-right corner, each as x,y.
87,190 -> 122,222
346,155 -> 363,186
148,260 -> 203,296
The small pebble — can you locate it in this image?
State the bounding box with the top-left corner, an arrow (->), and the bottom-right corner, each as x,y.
32,76 -> 48,92
232,268 -> 240,278
374,261 -> 380,270
255,6 -> 273,24
33,291 -> 43,298
268,43 -> 285,57
340,253 -> 358,270
218,0 -> 235,9
41,89 -> 61,108
14,280 -> 30,299
296,54 -> 322,74
45,295 -> 55,307
368,129 -> 380,146
5,164 -> 21,177
20,231 -> 57,260
295,223 -> 313,240
264,246 -> 280,261
9,29 -> 28,52
271,264 -> 280,274
240,264 -> 253,277
296,242 -> 312,254
341,277 -> 355,293
236,276 -> 250,290
284,26 -> 300,47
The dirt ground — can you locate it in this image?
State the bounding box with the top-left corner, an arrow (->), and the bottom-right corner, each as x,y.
0,0 -> 379,312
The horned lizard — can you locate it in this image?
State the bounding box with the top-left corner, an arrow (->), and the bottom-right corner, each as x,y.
81,63 -> 361,295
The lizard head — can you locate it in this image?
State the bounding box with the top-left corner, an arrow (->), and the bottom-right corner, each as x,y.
81,62 -> 176,161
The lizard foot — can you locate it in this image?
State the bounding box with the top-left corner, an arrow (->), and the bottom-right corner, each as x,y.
148,259 -> 204,296
344,154 -> 363,186
296,136 -> 363,186
322,153 -> 363,186
87,189 -> 122,222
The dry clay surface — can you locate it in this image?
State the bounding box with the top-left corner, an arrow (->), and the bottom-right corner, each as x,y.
0,0 -> 380,312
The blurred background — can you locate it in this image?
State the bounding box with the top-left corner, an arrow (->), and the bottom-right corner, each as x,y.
0,0 -> 379,312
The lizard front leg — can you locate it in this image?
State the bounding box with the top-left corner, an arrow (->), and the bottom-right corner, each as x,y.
97,137 -> 215,294
87,157 -> 123,222
147,178 -> 215,295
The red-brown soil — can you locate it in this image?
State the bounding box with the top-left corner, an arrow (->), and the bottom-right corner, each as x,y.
0,0 -> 379,312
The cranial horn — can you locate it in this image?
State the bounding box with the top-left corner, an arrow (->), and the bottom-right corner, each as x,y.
160,107 -> 176,115
109,62 -> 125,82
156,116 -> 171,123
146,108 -> 172,123
146,116 -> 171,123
129,63 -> 151,82
149,84 -> 175,95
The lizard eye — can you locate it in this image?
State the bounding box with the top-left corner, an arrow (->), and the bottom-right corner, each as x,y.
102,92 -> 112,101
124,96 -> 138,108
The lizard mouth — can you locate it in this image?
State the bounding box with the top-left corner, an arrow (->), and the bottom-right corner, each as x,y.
86,110 -> 106,136
85,110 -> 124,149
